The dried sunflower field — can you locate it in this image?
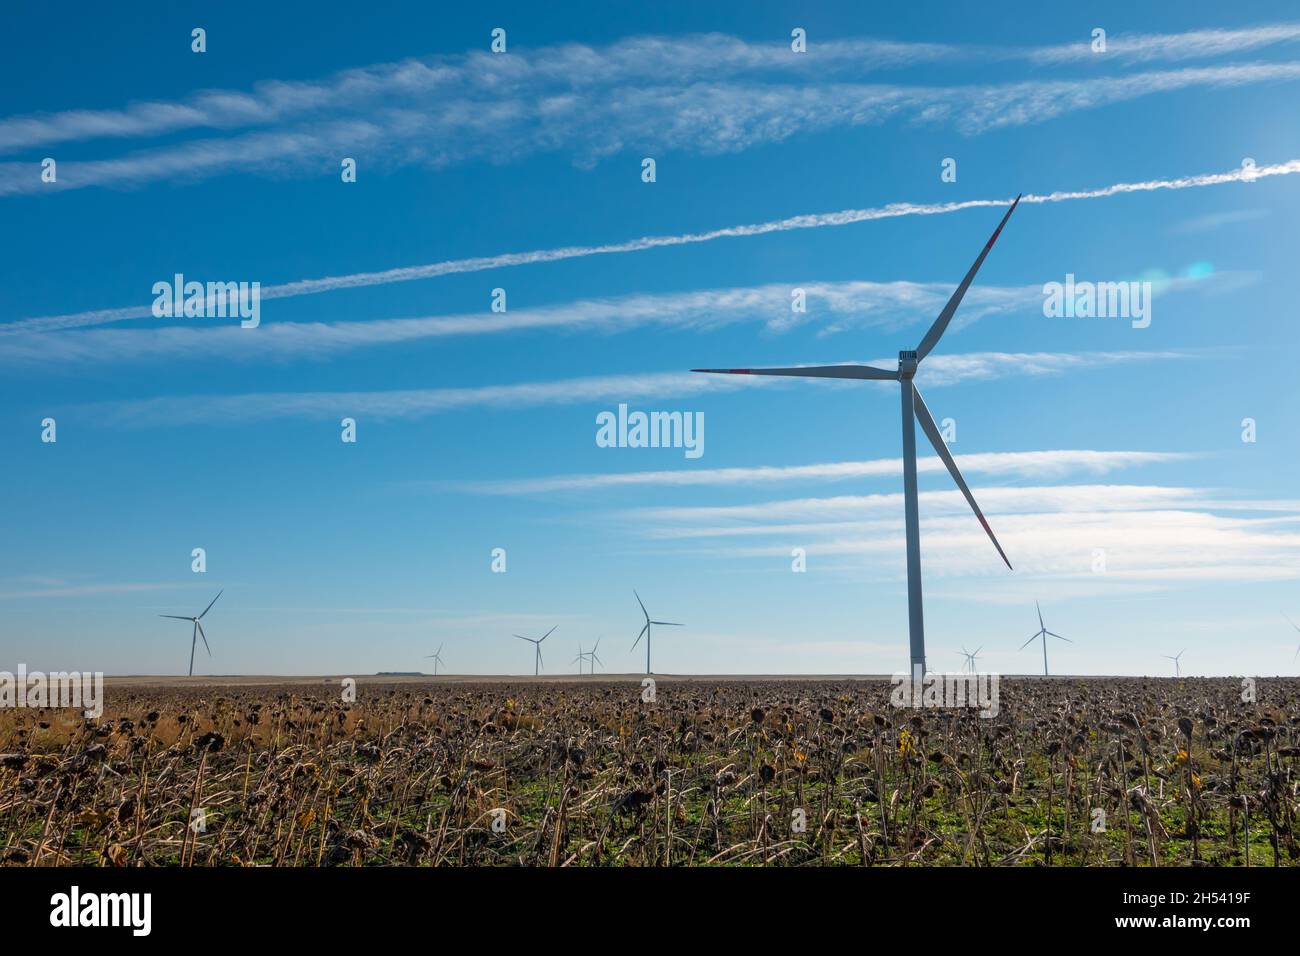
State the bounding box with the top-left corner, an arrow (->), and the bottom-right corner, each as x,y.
1,677 -> 1297,867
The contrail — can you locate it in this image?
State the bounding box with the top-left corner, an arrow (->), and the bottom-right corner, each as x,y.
6,158 -> 1297,336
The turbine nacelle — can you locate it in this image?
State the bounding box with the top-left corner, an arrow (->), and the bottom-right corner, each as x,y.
897,350 -> 919,380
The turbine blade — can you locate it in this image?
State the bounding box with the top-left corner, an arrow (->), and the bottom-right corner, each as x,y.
914,194 -> 1021,361
592,654 -> 602,666
160,615 -> 192,620
1046,630 -> 1070,642
513,635 -> 531,642
537,647 -> 544,669
1036,601 -> 1044,630
198,589 -> 223,620
631,622 -> 648,650
651,621 -> 684,626
912,384 -> 1012,569
541,626 -> 556,642
692,364 -> 898,380
1284,613 -> 1300,633
634,590 -> 648,619
1020,633 -> 1040,650
197,620 -> 211,656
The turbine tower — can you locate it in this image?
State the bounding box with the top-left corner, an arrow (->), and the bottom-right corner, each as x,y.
693,197 -> 1021,678
1020,601 -> 1070,676
513,626 -> 555,676
160,590 -> 222,677
424,643 -> 445,676
1164,649 -> 1185,678
631,590 -> 682,675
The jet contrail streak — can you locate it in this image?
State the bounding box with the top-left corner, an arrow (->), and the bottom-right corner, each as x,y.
6,158 -> 1297,336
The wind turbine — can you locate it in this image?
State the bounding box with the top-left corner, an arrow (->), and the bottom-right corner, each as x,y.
631,590 -> 682,675
586,638 -> 603,674
958,645 -> 982,674
571,643 -> 586,675
513,626 -> 555,676
693,197 -> 1021,679
1020,601 -> 1071,676
160,590 -> 222,677
1163,649 -> 1185,678
1285,614 -> 1300,665
424,643 -> 445,676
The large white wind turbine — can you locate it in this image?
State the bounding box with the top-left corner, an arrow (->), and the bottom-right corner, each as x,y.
693,198 -> 1021,678
1164,649 -> 1185,678
424,643 -> 445,676
1020,601 -> 1071,676
631,591 -> 682,675
160,590 -> 222,677
514,626 -> 555,676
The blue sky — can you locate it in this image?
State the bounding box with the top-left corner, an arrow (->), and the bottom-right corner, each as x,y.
2,1 -> 1299,677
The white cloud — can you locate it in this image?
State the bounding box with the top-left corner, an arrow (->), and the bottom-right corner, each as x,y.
80,351 -> 1192,427
3,271 -> 1238,369
463,450 -> 1194,494
5,56 -> 1300,197
6,154 -> 1290,336
1026,24 -> 1300,64
0,279 -> 1044,364
0,581 -> 185,601
9,27 -> 1297,155
622,483 -> 1300,588
1167,207 -> 1271,234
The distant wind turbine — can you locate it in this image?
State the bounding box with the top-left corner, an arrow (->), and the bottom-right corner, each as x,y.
958,646 -> 982,674
1285,614 -> 1300,664
1020,601 -> 1071,676
424,643 -> 445,676
586,638 -> 603,674
1164,649 -> 1186,678
160,590 -> 222,677
514,626 -> 555,676
631,590 -> 682,675
571,643 -> 586,675
693,198 -> 1021,679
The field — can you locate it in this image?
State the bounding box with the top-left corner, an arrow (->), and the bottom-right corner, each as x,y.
1,675 -> 1297,867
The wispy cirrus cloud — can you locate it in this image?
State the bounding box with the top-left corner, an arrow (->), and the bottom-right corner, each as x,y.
1026,24 -> 1300,64
0,279 -> 1044,366
457,450 -> 1195,495
4,157 -> 1290,336
7,61 -> 1300,198
0,580 -> 187,601
1167,207 -> 1271,234
8,26 -> 1298,155
3,269 -> 1240,370
79,350 -> 1189,427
